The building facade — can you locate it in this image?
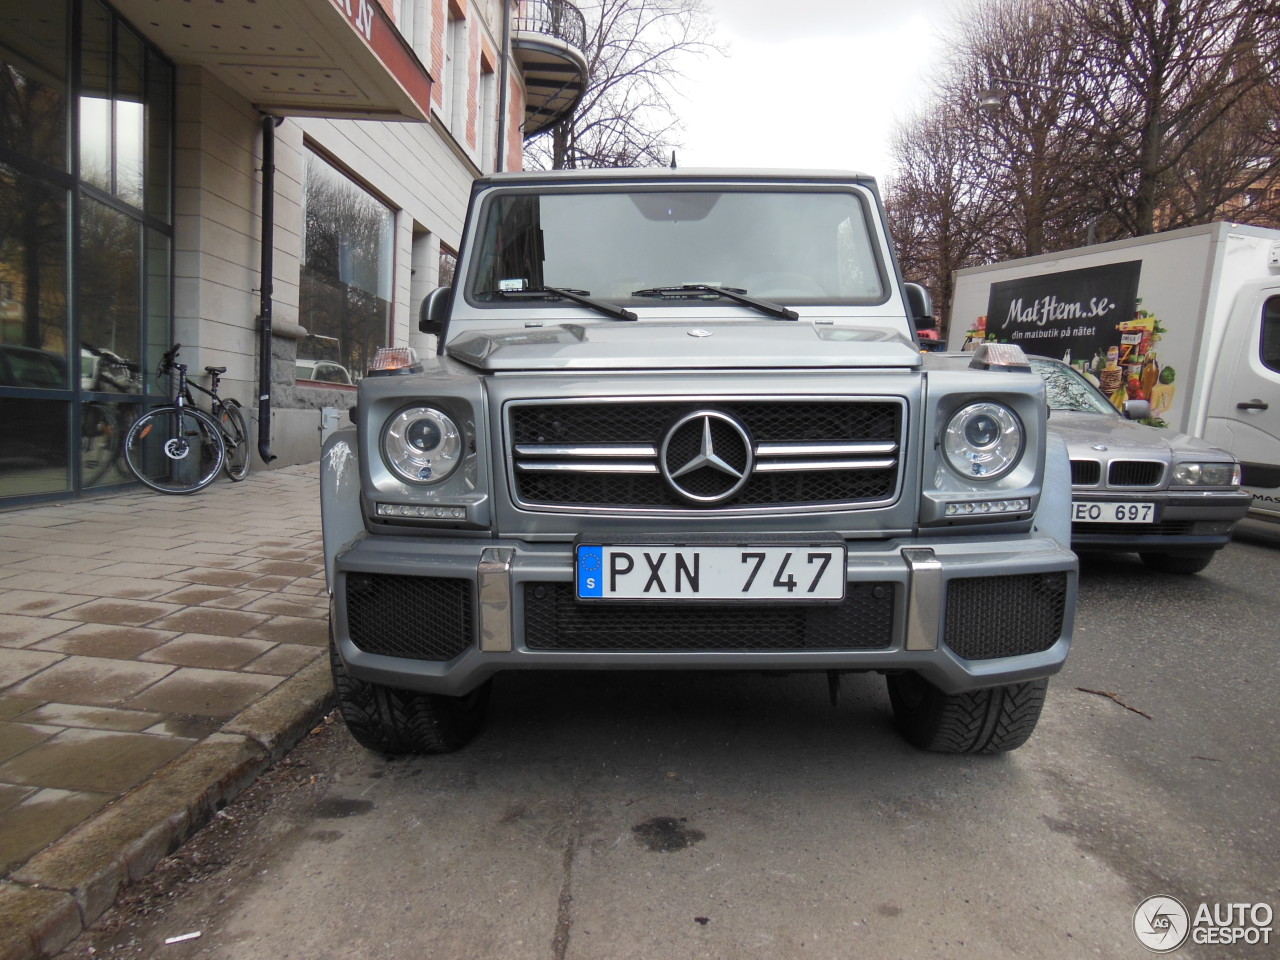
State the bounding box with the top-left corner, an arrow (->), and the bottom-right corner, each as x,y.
0,0 -> 586,505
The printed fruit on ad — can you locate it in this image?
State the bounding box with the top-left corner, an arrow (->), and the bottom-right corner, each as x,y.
1150,382 -> 1175,415
1160,365 -> 1176,384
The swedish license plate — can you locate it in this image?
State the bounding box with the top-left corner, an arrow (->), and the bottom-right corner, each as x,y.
1071,501 -> 1155,523
576,544 -> 846,601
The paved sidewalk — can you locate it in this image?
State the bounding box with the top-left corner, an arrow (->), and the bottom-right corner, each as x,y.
0,465 -> 335,960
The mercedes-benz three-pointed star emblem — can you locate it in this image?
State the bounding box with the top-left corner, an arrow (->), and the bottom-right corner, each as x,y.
659,410 -> 754,504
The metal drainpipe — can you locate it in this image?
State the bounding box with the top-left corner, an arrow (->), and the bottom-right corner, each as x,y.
257,114 -> 279,464
496,0 -> 511,172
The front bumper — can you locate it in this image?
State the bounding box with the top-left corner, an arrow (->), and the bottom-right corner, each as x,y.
331,533 -> 1078,697
1070,489 -> 1252,552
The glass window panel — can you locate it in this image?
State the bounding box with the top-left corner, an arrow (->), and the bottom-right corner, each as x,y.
145,52 -> 172,222
144,227 -> 170,394
298,151 -> 394,383
114,25 -> 144,205
80,195 -> 141,367
80,395 -> 135,487
0,163 -> 69,370
1263,297 -> 1280,374
79,0 -> 112,193
0,396 -> 69,497
0,3 -> 69,169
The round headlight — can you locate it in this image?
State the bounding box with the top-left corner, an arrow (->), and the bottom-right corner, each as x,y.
943,402 -> 1024,480
383,407 -> 462,484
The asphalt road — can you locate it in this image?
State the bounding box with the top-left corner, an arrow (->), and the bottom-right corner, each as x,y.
59,540 -> 1280,960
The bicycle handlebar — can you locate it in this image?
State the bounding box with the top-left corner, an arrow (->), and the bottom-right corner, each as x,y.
158,343 -> 182,377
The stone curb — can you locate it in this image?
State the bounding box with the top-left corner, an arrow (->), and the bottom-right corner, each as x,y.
0,660 -> 335,960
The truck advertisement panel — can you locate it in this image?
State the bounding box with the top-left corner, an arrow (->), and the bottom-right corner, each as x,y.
962,260 -> 1176,417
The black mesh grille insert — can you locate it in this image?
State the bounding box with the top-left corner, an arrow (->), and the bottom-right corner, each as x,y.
346,574 -> 473,662
1072,520 -> 1196,537
511,400 -> 901,508
1070,460 -> 1101,485
943,573 -> 1068,661
523,582 -> 896,651
1108,461 -> 1163,486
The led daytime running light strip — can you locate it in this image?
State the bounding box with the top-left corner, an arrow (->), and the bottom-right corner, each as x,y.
945,498 -> 1030,516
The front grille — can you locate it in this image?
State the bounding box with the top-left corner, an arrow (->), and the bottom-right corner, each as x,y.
1108,460 -> 1164,486
346,573 -> 473,661
943,573 -> 1068,661
510,399 -> 902,509
522,582 -> 896,651
1070,460 -> 1101,485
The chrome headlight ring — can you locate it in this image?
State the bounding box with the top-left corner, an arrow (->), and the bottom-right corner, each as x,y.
943,402 -> 1024,481
382,406 -> 463,484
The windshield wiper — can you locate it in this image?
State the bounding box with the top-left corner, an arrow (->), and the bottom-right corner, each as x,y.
630,284 -> 799,320
481,286 -> 636,322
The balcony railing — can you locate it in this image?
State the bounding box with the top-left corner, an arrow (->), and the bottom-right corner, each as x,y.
511,0 -> 589,138
513,0 -> 587,54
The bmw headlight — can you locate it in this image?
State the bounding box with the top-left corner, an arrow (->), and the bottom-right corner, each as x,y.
382,406 -> 463,484
1172,462 -> 1240,487
943,402 -> 1024,480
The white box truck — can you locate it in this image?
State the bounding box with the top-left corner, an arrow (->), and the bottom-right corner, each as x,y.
950,221 -> 1280,530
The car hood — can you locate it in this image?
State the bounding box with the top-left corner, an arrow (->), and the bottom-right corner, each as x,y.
1047,410 -> 1230,458
446,321 -> 923,372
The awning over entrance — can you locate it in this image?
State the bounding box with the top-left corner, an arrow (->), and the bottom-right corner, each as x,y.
107,0 -> 432,121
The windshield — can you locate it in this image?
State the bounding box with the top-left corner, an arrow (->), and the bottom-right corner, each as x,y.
1030,357 -> 1119,415
466,188 -> 888,307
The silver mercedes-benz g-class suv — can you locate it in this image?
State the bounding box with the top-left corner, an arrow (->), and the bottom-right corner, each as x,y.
321,168 -> 1078,756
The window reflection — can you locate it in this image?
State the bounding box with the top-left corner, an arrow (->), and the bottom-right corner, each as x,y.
298,152 -> 394,383
0,395 -> 69,497
1031,358 -> 1118,415
80,196 -> 141,365
0,4 -> 69,169
79,0 -> 112,194
115,26 -> 145,205
0,164 -> 68,366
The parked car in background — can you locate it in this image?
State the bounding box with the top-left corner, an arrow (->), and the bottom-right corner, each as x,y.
1030,356 -> 1250,574
295,359 -> 355,385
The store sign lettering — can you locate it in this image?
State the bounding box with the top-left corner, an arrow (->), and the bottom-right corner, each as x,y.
1002,294 -> 1118,329
334,0 -> 375,41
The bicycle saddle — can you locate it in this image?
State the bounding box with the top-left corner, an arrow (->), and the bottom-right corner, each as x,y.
204,366 -> 227,375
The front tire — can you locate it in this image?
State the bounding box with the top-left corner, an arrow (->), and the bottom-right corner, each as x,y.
329,630 -> 489,755
1139,550 -> 1214,575
124,406 -> 226,494
887,673 -> 1048,754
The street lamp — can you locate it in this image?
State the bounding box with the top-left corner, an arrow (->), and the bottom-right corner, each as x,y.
977,78 -> 1074,114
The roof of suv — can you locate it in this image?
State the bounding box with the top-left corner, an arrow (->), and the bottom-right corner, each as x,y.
474,168 -> 877,186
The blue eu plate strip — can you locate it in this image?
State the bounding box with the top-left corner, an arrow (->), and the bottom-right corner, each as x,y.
577,546 -> 603,597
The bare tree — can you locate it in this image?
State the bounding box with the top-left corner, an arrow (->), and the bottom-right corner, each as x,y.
954,0 -> 1101,256
888,0 -> 1280,330
885,99 -> 1005,333
1065,0 -> 1280,236
524,0 -> 715,170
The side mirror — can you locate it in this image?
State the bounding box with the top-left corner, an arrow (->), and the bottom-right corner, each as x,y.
904,282 -> 934,331
1123,399 -> 1151,420
419,286 -> 452,338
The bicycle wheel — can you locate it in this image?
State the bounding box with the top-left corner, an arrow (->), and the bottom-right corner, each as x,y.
81,402 -> 123,487
124,406 -> 226,494
218,399 -> 250,481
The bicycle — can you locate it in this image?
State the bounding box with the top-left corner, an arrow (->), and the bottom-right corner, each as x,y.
123,343 -> 250,494
81,345 -> 143,488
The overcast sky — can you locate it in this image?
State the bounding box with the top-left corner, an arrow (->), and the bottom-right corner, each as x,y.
675,0 -> 959,181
